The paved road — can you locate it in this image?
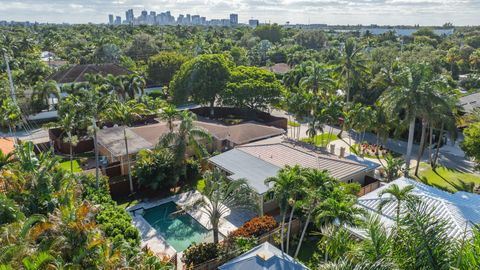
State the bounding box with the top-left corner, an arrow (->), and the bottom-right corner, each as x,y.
271,109 -> 478,174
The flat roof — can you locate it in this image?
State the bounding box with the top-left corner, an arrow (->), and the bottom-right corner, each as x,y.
209,149 -> 280,195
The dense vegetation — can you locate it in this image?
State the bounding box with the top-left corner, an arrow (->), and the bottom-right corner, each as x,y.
1,23 -> 480,269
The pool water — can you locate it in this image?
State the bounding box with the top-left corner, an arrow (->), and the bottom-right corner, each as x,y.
142,201 -> 210,252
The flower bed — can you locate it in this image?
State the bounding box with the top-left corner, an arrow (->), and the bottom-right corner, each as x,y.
352,143 -> 397,158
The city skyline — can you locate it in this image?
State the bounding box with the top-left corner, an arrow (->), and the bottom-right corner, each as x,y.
0,0 -> 479,26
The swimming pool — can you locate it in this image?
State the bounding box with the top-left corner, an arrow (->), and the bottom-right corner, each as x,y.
142,201 -> 210,252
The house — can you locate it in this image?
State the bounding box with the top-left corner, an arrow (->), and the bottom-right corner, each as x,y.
351,177 -> 480,240
219,242 -> 309,270
97,119 -> 286,176
47,63 -> 133,85
209,136 -> 379,214
459,92 -> 480,114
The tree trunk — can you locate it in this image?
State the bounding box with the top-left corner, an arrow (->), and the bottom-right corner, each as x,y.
209,100 -> 215,118
432,123 -> 444,170
428,124 -> 433,164
286,203 -> 296,254
280,211 -> 286,252
213,221 -> 219,244
294,209 -> 312,258
124,128 -> 134,193
415,119 -> 427,176
93,118 -> 100,189
69,132 -> 73,173
405,119 -> 415,176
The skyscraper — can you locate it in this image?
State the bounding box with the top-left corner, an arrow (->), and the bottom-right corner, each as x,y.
230,14 -> 238,26
115,16 -> 121,25
249,19 -> 259,27
108,14 -> 114,24
125,9 -> 134,23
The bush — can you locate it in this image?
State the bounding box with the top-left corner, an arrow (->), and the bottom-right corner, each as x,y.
80,174 -> 140,246
133,148 -> 178,190
230,215 -> 277,238
182,242 -> 219,266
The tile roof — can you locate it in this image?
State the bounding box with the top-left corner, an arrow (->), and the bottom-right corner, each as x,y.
261,63 -> 292,74
237,138 -> 369,180
219,242 -> 309,270
354,177 -> 480,240
47,63 -> 133,84
0,138 -> 15,155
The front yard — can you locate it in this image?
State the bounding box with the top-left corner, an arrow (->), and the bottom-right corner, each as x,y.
416,163 -> 480,192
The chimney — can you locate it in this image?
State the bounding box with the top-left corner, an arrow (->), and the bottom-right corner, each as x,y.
330,144 -> 335,154
339,147 -> 346,158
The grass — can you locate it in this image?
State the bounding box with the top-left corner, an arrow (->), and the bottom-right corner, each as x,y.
415,162 -> 480,192
301,133 -> 338,147
59,160 -> 82,172
288,120 -> 300,127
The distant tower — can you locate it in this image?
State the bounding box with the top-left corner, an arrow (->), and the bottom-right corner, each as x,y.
230,14 -> 238,26
115,16 -> 121,25
125,9 -> 134,23
108,14 -> 114,24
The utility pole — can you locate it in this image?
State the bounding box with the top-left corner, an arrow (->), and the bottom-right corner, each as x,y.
3,52 -> 17,104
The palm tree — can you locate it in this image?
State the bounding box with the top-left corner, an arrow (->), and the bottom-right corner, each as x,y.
264,165 -> 304,253
193,168 -> 257,243
33,80 -> 59,111
158,105 -> 180,133
299,62 -> 334,95
314,186 -> 364,228
158,111 -> 211,178
294,168 -> 336,258
0,98 -> 22,143
381,154 -> 404,182
357,214 -> 392,264
377,184 -> 416,224
126,74 -> 146,99
379,64 -> 441,176
336,38 -> 369,102
0,149 -> 15,170
59,113 -> 77,173
103,100 -> 150,193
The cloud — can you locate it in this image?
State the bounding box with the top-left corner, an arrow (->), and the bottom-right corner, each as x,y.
0,0 -> 478,25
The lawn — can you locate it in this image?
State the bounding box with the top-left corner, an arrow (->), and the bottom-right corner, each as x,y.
416,163 -> 480,192
288,120 -> 300,127
301,133 -> 337,147
59,160 -> 82,172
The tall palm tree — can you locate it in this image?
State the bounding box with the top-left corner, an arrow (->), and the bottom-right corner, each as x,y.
336,38 -> 369,102
264,165 -> 304,253
193,168 -> 257,243
377,184 -> 416,224
158,105 -> 180,133
379,64 -> 441,175
103,100 -> 150,193
59,113 -> 77,173
314,186 -> 364,228
158,111 -> 211,177
295,168 -> 336,258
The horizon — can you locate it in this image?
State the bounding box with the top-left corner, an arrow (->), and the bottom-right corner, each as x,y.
0,0 -> 479,26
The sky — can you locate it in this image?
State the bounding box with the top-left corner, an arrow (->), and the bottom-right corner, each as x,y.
0,0 -> 479,26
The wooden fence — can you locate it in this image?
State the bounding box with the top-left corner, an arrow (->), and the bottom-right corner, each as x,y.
357,181 -> 381,197
184,219 -> 302,270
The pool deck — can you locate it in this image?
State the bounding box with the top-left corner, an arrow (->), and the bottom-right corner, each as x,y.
127,190 -> 256,257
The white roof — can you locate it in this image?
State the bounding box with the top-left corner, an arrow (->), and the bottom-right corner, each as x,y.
219,242 -> 309,270
354,177 -> 480,240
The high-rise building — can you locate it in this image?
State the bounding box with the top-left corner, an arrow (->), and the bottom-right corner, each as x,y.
230,14 -> 238,26
115,16 -> 121,25
125,9 -> 134,23
192,15 -> 200,25
200,17 -> 206,25
186,14 -> 191,25
249,19 -> 259,27
108,14 -> 114,24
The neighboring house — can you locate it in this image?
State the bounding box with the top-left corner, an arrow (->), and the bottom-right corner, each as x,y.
47,63 -> 133,85
219,242 -> 309,270
459,92 -> 480,115
351,177 -> 480,240
97,119 -> 285,176
209,136 -> 379,214
261,63 -> 291,75
41,51 -> 67,68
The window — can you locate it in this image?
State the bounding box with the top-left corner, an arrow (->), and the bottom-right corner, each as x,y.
347,179 -> 354,184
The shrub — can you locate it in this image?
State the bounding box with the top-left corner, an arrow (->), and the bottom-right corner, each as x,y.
133,148 -> 178,190
230,215 -> 277,238
182,242 -> 219,266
